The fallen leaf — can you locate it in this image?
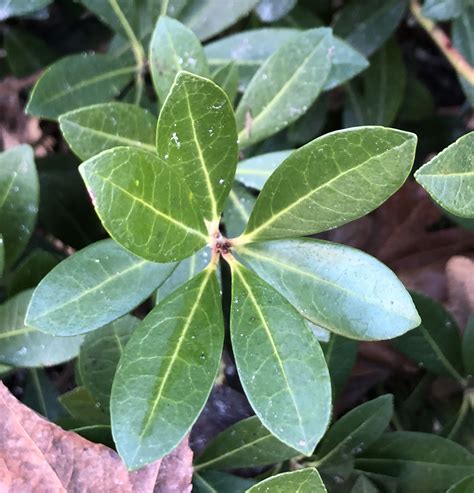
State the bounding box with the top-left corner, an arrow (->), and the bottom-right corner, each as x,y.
445,256 -> 474,329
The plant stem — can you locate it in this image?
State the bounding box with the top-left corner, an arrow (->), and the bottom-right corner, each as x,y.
409,0 -> 474,86
446,391 -> 471,440
108,0 -> 146,105
161,0 -> 170,16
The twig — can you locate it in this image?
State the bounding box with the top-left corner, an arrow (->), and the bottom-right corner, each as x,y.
409,0 -> 474,86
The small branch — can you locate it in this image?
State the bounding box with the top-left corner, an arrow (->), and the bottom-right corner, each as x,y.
410,0 -> 474,86
108,0 -> 146,104
446,391 -> 471,440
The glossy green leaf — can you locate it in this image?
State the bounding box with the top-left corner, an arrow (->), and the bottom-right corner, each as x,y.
149,17 -> 209,103
246,469 -> 327,493
230,261 -> 331,455
453,9 -> 474,105
79,146 -> 208,262
393,292 -> 464,380
194,416 -> 299,470
236,239 -> 420,340
79,315 -> 138,410
422,0 -> 467,20
212,62 -> 239,103
0,145 -> 39,268
344,39 -> 406,127
194,471 -> 256,493
0,290 -> 83,368
59,103 -> 156,160
462,316 -> 474,376
322,334 -> 358,397
26,239 -> 175,336
80,0 -> 137,36
350,476 -> 379,493
356,432 -> 474,493
415,132 -> 474,218
157,72 -> 238,222
59,386 -> 109,425
26,53 -> 136,120
236,150 -> 292,190
0,0 -> 52,20
23,369 -> 64,421
236,28 -> 333,148
180,0 -> 259,41
223,184 -> 257,238
241,127 -> 417,242
315,395 -> 393,467
255,0 -> 297,22
155,248 -> 210,304
111,269 -> 224,468
447,475 -> 474,493
333,0 -> 406,56
5,28 -> 54,77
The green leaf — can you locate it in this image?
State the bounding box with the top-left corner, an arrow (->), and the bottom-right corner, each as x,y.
194,471 -> 256,493
453,9 -> 474,106
236,150 -> 292,190
23,369 -> 64,421
155,248 -> 210,304
235,28 -> 333,148
314,395 -> 393,468
79,146 -> 208,262
180,0 -> 259,41
415,132 -> 474,218
5,27 -> 55,77
240,127 -> 417,242
0,0 -> 52,20
59,103 -> 157,160
255,0 -> 297,22
26,53 -> 136,120
223,184 -> 257,238
194,416 -> 299,470
448,475 -> 474,493
422,0 -> 466,20
350,476 -> 379,493
212,62 -> 239,103
230,261 -> 331,455
356,432 -> 474,493
150,17 -> 209,103
322,334 -> 358,397
111,269 -> 224,468
462,316 -> 474,376
236,239 -> 420,340
26,239 -> 175,336
0,235 -> 4,277
398,75 -> 435,122
0,145 -> 39,268
393,292 -> 464,380
80,0 -> 137,36
0,290 -> 83,368
79,315 -> 138,410
344,39 -> 406,127
246,469 -> 327,493
333,0 -> 406,56
157,72 -> 238,222
287,96 -> 328,145
59,386 -> 109,425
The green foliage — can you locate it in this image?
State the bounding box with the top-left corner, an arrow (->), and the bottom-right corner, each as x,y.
246,468 -> 326,492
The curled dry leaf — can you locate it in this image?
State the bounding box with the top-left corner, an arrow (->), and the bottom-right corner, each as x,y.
0,382 -> 193,493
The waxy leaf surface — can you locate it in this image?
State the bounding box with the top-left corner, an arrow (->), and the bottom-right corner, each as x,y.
111,269 -> 223,469
150,17 -> 209,103
236,28 -> 333,148
415,132 -> 474,218
212,62 -> 239,103
230,262 -> 331,454
157,72 -> 238,221
80,0 -> 137,37
59,103 -> 156,160
247,469 -> 326,493
26,53 -> 135,120
194,416 -> 298,471
236,239 -> 420,340
193,471 -> 255,493
26,239 -> 175,336
242,127 -> 417,242
79,147 -> 207,262
223,184 -> 257,238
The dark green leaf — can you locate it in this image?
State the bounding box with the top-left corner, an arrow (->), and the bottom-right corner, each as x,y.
356,432 -> 474,493
0,145 -> 39,268
240,127 -> 417,242
193,471 -> 256,493
26,53 -> 136,120
393,292 -> 464,380
157,72 -> 238,222
0,235 -> 4,277
0,0 -> 52,20
0,290 -> 83,368
194,415 -> 299,470
23,369 -> 64,421
287,96 -> 328,145
59,102 -> 156,160
236,28 -> 333,148
79,146 -> 208,262
246,468 -> 326,492
447,475 -> 474,493
212,62 -> 239,103
79,315 -> 138,410
422,0 -> 467,20
223,184 -> 257,238
398,75 -> 435,122
333,0 -> 406,56
315,395 -> 393,467
453,8 -> 474,105
350,476 -> 379,493
462,316 -> 474,376
415,132 -> 474,218
230,261 -> 331,454
59,386 -> 109,425
255,0 -> 297,22
80,0 -> 137,36
26,239 -> 175,336
111,269 -> 224,468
